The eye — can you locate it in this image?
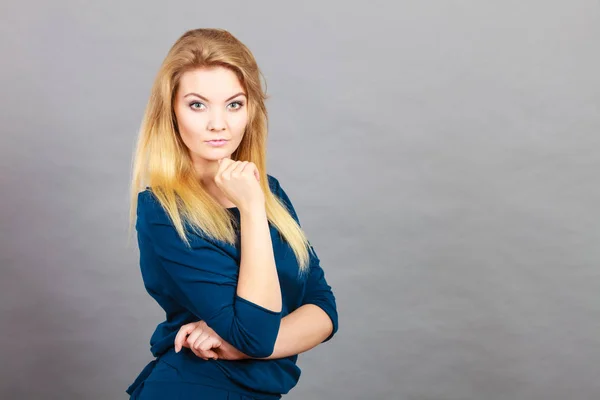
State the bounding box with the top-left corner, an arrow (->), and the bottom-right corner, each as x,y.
189,101 -> 206,110
228,101 -> 244,111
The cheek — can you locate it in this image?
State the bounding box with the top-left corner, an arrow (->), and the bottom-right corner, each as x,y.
176,112 -> 205,146
230,112 -> 249,132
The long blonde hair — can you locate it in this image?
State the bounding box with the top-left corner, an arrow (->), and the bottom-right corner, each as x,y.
128,28 -> 312,274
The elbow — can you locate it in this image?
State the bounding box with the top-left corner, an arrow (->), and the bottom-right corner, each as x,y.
303,297 -> 338,343
227,294 -> 282,357
208,304 -> 281,358
228,319 -> 280,358
322,308 -> 338,343
242,338 -> 277,358
208,319 -> 280,358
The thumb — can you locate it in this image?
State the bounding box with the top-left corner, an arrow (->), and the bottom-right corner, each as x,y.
205,349 -> 219,359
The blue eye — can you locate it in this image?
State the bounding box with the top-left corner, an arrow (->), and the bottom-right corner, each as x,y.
189,102 -> 206,110
228,101 -> 244,111
188,101 -> 244,111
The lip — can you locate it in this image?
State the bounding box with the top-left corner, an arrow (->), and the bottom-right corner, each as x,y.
205,139 -> 229,147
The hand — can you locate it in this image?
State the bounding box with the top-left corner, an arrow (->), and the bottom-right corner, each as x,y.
215,158 -> 264,212
174,320 -> 250,361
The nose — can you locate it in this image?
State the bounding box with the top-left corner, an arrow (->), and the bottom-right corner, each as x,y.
207,109 -> 226,131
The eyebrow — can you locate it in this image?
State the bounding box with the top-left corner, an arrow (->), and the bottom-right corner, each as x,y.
184,92 -> 247,102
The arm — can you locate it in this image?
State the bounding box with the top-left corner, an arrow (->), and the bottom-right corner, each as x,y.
208,251 -> 336,361
259,303 -> 333,359
258,180 -> 339,359
257,250 -> 338,360
137,190 -> 281,358
237,205 -> 282,313
177,301 -> 333,361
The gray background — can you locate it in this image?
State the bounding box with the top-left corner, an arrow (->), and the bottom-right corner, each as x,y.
1,1 -> 599,399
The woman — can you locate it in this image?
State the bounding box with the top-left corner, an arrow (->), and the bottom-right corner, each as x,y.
126,28 -> 339,399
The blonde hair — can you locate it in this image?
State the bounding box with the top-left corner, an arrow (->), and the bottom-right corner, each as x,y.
128,28 -> 312,274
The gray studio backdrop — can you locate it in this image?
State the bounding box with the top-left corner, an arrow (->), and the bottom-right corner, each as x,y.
2,1 -> 599,399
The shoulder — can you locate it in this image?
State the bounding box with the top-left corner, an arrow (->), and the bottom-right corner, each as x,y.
266,174 -> 291,204
136,188 -> 212,244
266,174 -> 281,194
136,188 -> 172,227
137,187 -> 160,211
138,187 -> 155,202
266,174 -> 299,223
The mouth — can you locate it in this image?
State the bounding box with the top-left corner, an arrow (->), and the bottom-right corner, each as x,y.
205,139 -> 229,147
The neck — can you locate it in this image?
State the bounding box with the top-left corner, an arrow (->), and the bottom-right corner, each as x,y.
191,154 -> 220,187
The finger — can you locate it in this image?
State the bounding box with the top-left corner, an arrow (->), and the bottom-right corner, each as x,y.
241,162 -> 259,182
190,347 -> 208,360
203,349 -> 219,360
200,336 -> 222,352
215,157 -> 233,182
190,336 -> 218,360
193,332 -> 211,350
231,161 -> 249,177
199,338 -> 220,360
221,161 -> 242,181
186,327 -> 205,349
195,348 -> 218,360
218,157 -> 235,174
193,333 -> 212,360
174,323 -> 196,353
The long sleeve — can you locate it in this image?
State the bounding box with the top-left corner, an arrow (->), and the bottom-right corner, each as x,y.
136,190 -> 282,358
275,181 -> 339,343
300,249 -> 339,343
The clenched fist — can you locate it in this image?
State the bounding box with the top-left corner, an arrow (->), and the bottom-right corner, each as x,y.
174,320 -> 250,361
214,158 -> 264,212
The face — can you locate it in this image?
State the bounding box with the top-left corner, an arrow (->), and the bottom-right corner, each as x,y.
173,66 -> 248,179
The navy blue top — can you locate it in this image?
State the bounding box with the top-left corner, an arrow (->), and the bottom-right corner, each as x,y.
126,175 -> 338,399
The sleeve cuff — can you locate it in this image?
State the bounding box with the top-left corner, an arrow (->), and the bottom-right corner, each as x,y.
235,294 -> 282,315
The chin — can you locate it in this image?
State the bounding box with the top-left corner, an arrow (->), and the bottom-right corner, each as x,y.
204,151 -> 233,160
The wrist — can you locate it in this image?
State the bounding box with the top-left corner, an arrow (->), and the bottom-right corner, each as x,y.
221,341 -> 252,360
239,203 -> 266,217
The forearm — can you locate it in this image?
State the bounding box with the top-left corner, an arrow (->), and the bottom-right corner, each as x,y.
255,304 -> 333,360
237,207 -> 282,313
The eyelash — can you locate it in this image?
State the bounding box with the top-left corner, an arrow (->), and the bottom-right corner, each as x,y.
188,101 -> 245,111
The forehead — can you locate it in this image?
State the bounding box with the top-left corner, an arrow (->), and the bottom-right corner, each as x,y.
178,66 -> 244,99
